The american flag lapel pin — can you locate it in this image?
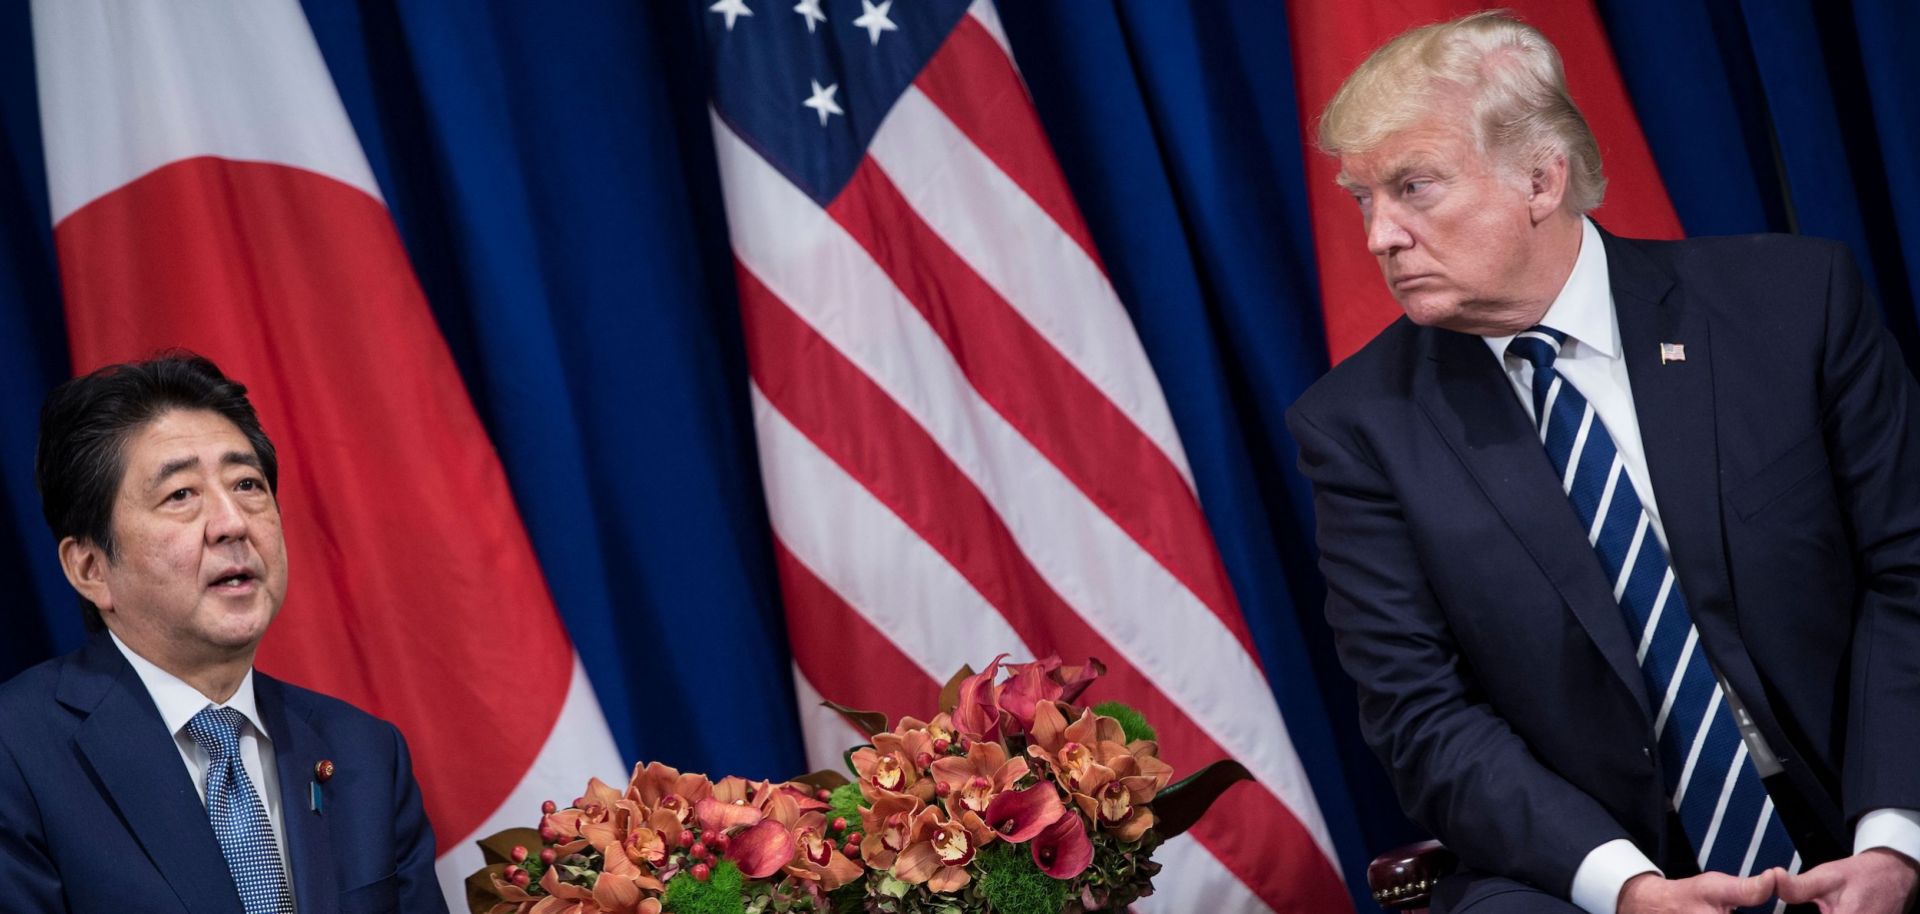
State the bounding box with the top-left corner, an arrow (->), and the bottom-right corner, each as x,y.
1660,342 -> 1686,364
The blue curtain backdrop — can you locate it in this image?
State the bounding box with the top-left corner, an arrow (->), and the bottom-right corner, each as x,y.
2,2 -> 1915,909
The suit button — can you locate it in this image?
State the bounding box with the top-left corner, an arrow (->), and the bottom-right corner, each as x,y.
1643,746 -> 1653,761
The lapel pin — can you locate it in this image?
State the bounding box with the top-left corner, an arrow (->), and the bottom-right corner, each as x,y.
1659,342 -> 1686,364
311,759 -> 334,813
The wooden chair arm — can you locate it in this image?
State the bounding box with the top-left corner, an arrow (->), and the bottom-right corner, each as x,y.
1367,839 -> 1458,910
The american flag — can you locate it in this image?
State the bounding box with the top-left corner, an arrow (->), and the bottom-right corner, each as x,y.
703,0 -> 1349,909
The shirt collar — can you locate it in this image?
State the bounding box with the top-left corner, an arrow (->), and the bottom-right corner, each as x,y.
109,630 -> 269,744
1484,217 -> 1617,360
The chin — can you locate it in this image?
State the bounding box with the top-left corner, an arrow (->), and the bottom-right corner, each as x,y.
1397,294 -> 1465,330
198,601 -> 277,648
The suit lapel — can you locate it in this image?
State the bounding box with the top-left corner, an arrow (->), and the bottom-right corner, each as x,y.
1605,232 -> 1774,715
62,638 -> 245,914
1415,328 -> 1653,717
258,675 -> 339,914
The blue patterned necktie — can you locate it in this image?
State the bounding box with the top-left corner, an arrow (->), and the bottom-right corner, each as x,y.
184,705 -> 295,914
1506,327 -> 1797,899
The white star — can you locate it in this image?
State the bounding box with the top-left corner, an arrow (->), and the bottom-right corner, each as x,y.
710,0 -> 753,30
793,0 -> 827,33
803,79 -> 844,126
852,0 -> 898,45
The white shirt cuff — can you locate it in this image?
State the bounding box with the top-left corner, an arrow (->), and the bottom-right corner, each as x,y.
1855,808 -> 1920,865
1570,838 -> 1661,914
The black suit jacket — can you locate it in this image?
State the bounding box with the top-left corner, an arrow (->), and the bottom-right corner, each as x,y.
0,634 -> 448,913
1288,230 -> 1920,898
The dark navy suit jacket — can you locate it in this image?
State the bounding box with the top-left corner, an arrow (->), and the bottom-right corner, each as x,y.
0,634 -> 448,913
1288,230 -> 1920,899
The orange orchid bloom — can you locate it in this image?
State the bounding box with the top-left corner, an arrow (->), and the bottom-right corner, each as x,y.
850,746 -> 935,803
857,792 -> 925,870
892,805 -> 995,893
528,865 -> 662,914
1067,764 -> 1157,842
928,740 -> 1029,817
1026,702 -> 1126,790
783,811 -> 865,890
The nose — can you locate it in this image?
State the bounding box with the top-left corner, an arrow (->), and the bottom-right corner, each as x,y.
203,488 -> 249,543
1366,201 -> 1413,258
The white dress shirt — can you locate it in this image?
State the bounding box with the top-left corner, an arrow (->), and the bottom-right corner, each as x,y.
109,632 -> 295,902
1482,218 -> 1920,913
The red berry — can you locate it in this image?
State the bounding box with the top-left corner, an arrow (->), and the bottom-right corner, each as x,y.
538,826 -> 558,844
504,865 -> 521,879
935,781 -> 952,797
933,738 -> 951,754
712,833 -> 732,853
915,752 -> 934,769
512,869 -> 530,888
510,845 -> 527,863
842,841 -> 861,858
539,848 -> 556,865
815,789 -> 831,801
677,830 -> 695,848
692,863 -> 712,882
690,842 -> 710,861
541,799 -> 558,815
831,817 -> 848,831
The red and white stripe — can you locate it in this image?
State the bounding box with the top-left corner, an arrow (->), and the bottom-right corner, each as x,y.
30,2 -> 623,907
716,1 -> 1349,909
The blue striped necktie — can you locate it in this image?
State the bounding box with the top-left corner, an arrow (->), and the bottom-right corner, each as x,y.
1506,327 -> 1797,898
184,705 -> 296,914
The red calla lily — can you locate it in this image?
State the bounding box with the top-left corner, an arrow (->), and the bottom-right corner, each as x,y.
951,654 -> 1008,742
981,781 -> 1064,843
727,819 -> 798,879
1029,810 -> 1093,879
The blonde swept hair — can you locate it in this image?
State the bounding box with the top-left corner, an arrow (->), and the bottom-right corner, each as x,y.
1319,10 -> 1606,213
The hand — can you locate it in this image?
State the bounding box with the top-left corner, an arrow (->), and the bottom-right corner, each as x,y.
1774,848 -> 1920,914
1618,869 -> 1779,914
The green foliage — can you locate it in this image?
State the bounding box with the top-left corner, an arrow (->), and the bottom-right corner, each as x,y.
663,860 -> 747,914
825,879 -> 868,914
1092,701 -> 1156,744
975,842 -> 1071,914
826,783 -> 867,842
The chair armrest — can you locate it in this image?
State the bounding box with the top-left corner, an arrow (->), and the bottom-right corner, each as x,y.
1367,839 -> 1458,910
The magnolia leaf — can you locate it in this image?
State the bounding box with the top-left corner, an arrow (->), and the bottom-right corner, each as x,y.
1154,759 -> 1253,838
938,664 -> 975,714
821,699 -> 889,738
464,863 -> 509,914
475,826 -> 543,866
791,768 -> 851,793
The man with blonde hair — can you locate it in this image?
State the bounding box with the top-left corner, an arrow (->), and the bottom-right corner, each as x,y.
1290,11 -> 1920,914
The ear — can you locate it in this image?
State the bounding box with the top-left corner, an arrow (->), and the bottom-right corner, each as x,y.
1527,152 -> 1570,223
58,536 -> 115,614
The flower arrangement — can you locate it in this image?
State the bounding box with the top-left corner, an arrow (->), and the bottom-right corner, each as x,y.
468,655 -> 1249,914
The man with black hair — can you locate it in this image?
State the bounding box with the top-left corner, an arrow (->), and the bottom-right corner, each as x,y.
0,353 -> 448,913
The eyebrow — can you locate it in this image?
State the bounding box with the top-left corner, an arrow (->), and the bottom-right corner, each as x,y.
145,451 -> 264,491
1338,160 -> 1428,193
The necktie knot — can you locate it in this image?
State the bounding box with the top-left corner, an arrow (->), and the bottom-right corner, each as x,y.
185,704 -> 247,760
1505,325 -> 1568,373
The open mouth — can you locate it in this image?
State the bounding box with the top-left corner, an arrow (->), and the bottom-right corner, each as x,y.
209,571 -> 257,590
